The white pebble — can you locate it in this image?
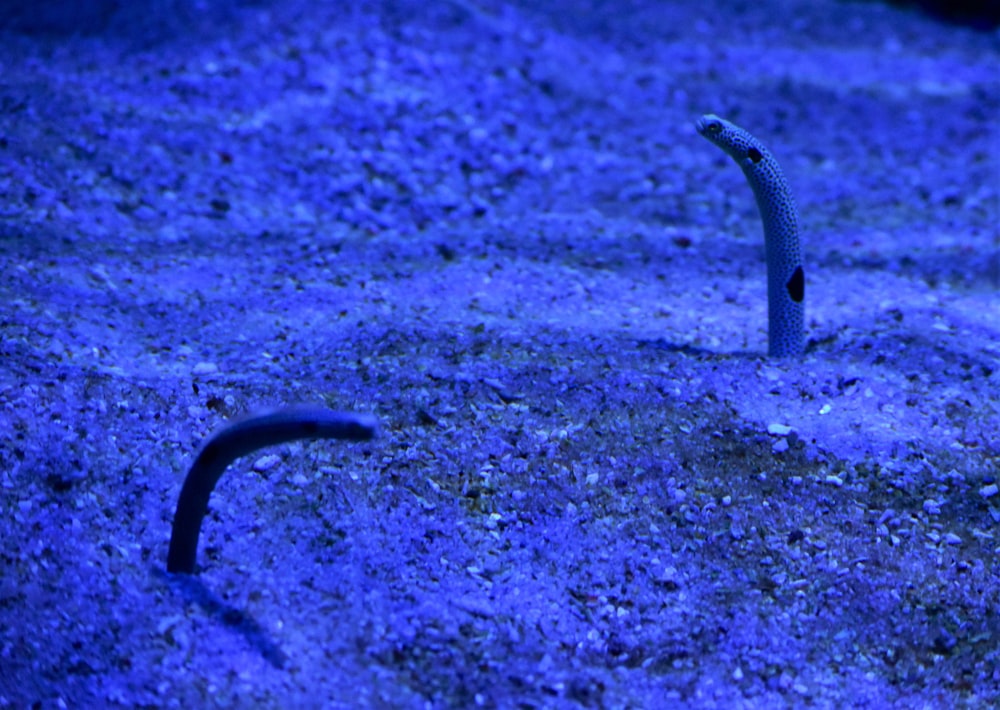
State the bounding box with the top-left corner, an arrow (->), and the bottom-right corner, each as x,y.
253,454 -> 282,473
192,361 -> 219,375
767,423 -> 793,436
658,566 -> 678,583
980,483 -> 998,498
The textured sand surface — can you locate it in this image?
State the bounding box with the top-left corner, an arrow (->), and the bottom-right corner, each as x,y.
1,0 -> 998,706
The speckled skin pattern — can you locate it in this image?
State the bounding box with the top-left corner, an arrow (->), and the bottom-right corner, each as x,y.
696,114 -> 805,357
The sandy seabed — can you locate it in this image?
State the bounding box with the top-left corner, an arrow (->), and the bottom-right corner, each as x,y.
1,0 -> 998,706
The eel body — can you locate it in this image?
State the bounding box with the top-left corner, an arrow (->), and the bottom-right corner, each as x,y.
695,114 -> 805,357
167,407 -> 378,574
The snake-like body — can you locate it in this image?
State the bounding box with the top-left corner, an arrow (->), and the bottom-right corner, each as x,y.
167,407 -> 378,574
696,114 -> 805,357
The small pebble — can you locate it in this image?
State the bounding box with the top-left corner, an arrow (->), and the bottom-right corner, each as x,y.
133,205 -> 158,222
192,362 -> 219,375
253,454 -> 282,473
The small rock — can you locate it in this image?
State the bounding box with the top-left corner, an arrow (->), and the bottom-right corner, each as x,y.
943,533 -> 962,546
133,205 -> 159,222
253,454 -> 282,473
451,595 -> 496,618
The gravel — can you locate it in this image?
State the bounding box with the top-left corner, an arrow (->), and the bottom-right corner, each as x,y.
1,0 -> 998,706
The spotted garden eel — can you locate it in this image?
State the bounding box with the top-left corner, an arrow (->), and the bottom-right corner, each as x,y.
167,407 -> 379,574
695,114 -> 805,357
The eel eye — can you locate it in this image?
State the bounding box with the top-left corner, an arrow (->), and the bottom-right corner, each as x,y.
707,121 -> 722,134
747,147 -> 763,164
